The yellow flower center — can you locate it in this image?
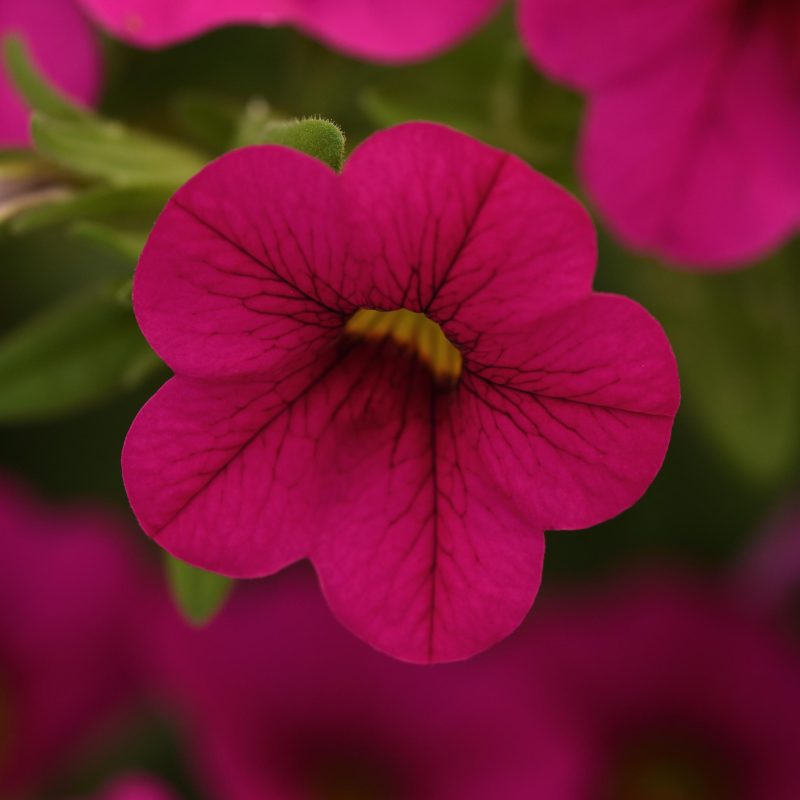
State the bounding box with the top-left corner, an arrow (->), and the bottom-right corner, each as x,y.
344,309 -> 462,385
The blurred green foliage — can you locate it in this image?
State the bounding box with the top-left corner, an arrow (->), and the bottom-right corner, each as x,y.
0,280 -> 160,422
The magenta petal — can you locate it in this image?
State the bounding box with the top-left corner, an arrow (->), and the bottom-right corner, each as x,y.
133,146 -> 353,380
122,370 -> 332,576
1,0 -> 102,146
76,0 -> 294,48
124,123 -> 678,662
123,345 -> 544,663
311,345 -> 545,664
342,123 -> 596,341
580,21 -> 800,266
292,0 -> 502,63
78,0 -> 501,62
518,0 -> 713,91
316,473 -> 544,665
520,0 -> 800,267
462,294 -> 679,530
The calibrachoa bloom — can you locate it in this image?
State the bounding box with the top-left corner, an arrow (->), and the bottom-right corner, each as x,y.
0,0 -> 102,146
519,0 -> 800,267
0,476 -> 152,795
122,122 -> 679,663
153,565 -> 584,799
518,572 -> 800,799
77,0 -> 502,63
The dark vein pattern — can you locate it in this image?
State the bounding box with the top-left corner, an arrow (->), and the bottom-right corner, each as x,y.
124,123 -> 679,663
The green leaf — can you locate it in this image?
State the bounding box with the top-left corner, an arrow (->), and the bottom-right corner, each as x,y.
4,36 -> 206,189
69,222 -> 148,263
2,36 -> 89,121
0,282 -> 163,421
260,117 -> 346,172
166,555 -> 233,626
31,112 -> 207,188
7,185 -> 170,235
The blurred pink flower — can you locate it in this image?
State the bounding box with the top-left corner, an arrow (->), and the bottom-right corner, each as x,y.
519,0 -> 800,268
153,566 -> 584,800
0,0 -> 102,146
518,572 -> 800,799
122,122 -> 679,663
736,497 -> 800,628
0,476 -> 154,795
77,0 -> 502,63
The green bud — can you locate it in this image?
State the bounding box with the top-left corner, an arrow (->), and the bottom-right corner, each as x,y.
261,117 -> 346,172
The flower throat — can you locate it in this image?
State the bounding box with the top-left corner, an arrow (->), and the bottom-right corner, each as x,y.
345,309 -> 462,384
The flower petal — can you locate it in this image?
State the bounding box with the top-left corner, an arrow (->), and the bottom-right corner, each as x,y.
294,0 -> 502,63
123,123 -> 677,662
121,364 -> 339,576
133,146 -> 353,380
78,0 -> 502,62
123,337 -> 544,663
579,21 -> 800,266
518,0 -> 715,90
76,0 -> 291,48
461,294 -> 679,530
342,122 -> 596,346
309,345 -> 545,664
1,0 -> 102,146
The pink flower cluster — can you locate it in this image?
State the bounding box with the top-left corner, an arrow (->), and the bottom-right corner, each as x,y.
4,475 -> 799,799
77,0 -> 502,62
4,0 -> 797,266
2,0 -> 799,795
0,476 -> 154,795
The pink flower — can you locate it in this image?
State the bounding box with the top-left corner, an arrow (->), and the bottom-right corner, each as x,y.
519,0 -> 800,268
0,476 -> 153,795
0,0 -> 102,146
153,565 -> 585,800
77,0 -> 502,63
122,122 -> 679,663
518,572 -> 800,799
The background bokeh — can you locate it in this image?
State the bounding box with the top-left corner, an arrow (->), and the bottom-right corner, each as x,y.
1,7 -> 799,799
